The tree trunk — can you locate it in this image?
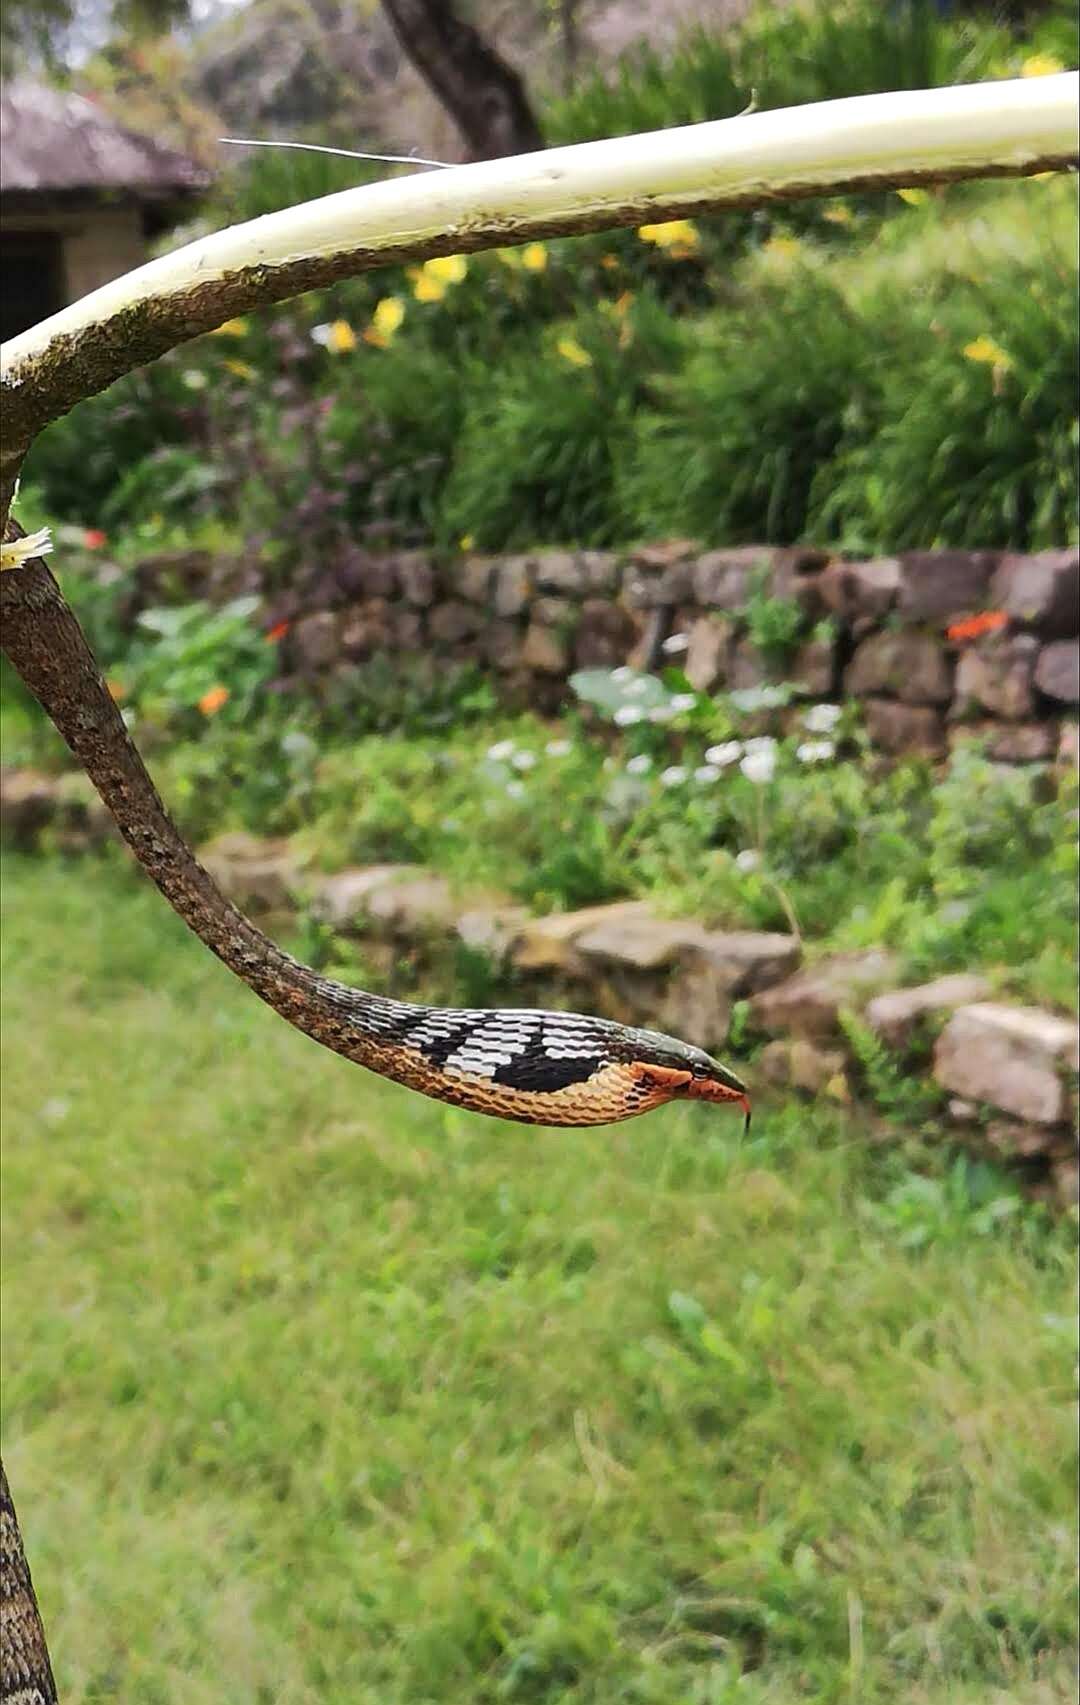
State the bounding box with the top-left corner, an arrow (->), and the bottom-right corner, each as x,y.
0,1458 -> 57,1705
557,0 -> 581,95
381,0 -> 544,159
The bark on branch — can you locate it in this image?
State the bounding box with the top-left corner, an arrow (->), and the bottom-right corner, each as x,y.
0,1458 -> 58,1705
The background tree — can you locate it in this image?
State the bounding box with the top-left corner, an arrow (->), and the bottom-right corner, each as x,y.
0,0 -> 188,73
381,0 -> 544,157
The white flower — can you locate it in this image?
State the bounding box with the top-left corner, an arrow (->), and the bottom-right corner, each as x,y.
735,849 -> 762,873
744,736 -> 778,755
280,730 -> 317,761
545,739 -> 571,757
740,748 -> 777,785
0,525 -> 53,571
182,369 -> 209,390
512,750 -> 537,771
487,739 -> 516,761
648,704 -> 675,724
660,765 -> 689,788
803,702 -> 842,734
615,704 -> 645,727
626,754 -> 652,775
662,632 -> 690,655
505,780 -> 526,800
626,677 -> 651,698
796,739 -> 835,764
705,740 -> 743,768
730,685 -> 788,712
694,764 -> 721,785
611,665 -> 632,682
310,323 -> 334,346
670,693 -> 698,713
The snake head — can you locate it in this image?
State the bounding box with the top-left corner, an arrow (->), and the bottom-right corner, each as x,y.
624,1028 -> 751,1131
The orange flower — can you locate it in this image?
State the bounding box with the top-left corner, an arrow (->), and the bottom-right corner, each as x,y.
198,684 -> 230,715
946,610 -> 1008,643
265,620 -> 291,643
106,679 -> 126,701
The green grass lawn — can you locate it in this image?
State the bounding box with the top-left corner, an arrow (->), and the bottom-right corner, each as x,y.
2,854 -> 1076,1704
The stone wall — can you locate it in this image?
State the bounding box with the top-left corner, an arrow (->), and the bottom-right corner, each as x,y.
264,543 -> 1080,758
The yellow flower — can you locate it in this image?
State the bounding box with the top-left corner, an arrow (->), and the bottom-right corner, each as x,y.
521,242 -> 548,272
223,358 -> 256,380
897,187 -> 929,206
210,317 -> 249,337
425,254 -> 468,284
410,255 -> 468,304
637,219 -> 699,251
822,202 -> 853,225
459,533 -> 475,550
374,297 -> 405,336
556,335 -> 592,368
365,297 -> 406,346
963,335 -> 1012,371
1021,52 -> 1063,77
326,319 -> 357,354
412,270 -> 446,303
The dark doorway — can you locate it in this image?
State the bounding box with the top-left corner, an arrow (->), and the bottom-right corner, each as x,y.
1,232 -> 65,342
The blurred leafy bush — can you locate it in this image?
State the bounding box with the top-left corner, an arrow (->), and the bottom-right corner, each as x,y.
16,0 -> 1078,560
547,0 -> 1021,144
440,295 -> 686,548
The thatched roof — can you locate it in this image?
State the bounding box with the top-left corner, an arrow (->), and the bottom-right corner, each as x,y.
0,81 -> 210,201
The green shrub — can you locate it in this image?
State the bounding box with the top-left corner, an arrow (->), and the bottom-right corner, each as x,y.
618,263 -> 904,544
207,145 -> 381,225
16,2 -> 1076,560
549,0 -> 1012,141
21,363 -> 200,526
743,573 -> 808,665
440,296 -> 686,549
119,597 -> 275,733
818,197 -> 1080,549
326,341 -> 473,543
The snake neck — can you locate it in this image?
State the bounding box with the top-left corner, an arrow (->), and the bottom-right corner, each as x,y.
2,544 -> 751,1131
0,548 -> 405,1064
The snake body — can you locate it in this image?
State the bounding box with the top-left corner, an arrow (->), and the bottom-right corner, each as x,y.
0,538 -> 749,1129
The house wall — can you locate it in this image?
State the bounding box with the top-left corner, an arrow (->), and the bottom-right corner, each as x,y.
3,205 -> 146,309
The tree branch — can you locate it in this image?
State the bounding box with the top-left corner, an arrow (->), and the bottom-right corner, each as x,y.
0,1458 -> 58,1705
2,73 -> 1075,517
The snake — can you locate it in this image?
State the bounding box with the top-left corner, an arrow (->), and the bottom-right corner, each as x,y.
1,525 -> 750,1131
